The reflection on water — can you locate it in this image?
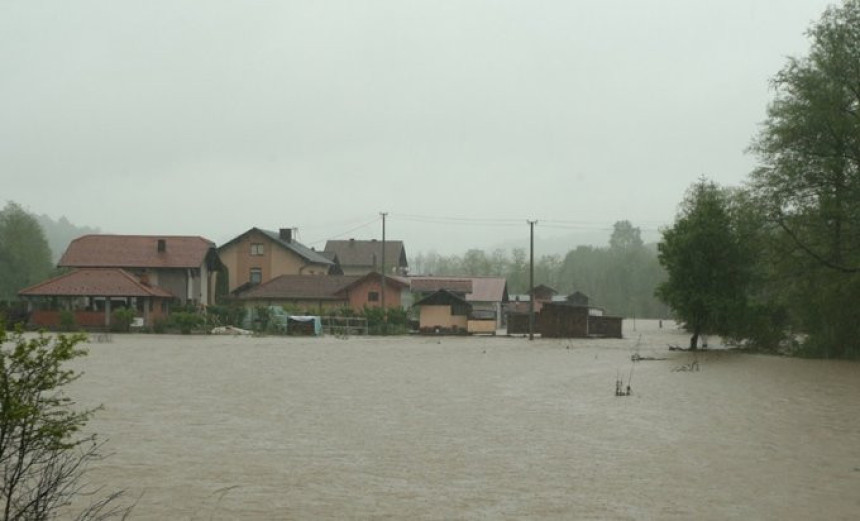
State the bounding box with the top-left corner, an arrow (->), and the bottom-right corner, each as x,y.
66,320 -> 860,520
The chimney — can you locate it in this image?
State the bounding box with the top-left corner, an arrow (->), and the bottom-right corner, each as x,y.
279,228 -> 292,243
157,239 -> 166,253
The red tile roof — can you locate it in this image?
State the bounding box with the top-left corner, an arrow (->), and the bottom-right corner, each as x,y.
59,235 -> 214,269
235,275 -> 361,300
18,269 -> 175,298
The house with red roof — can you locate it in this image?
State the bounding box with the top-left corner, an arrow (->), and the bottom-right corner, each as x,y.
18,268 -> 174,329
232,272 -> 410,314
59,234 -> 221,307
17,234 -> 222,329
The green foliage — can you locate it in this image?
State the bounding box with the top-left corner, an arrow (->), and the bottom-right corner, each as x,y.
110,307 -> 136,333
657,179 -> 753,349
0,202 -> 54,301
58,309 -> 77,332
747,0 -> 860,357
33,213 -> 99,264
411,231 -> 666,317
0,322 -> 129,519
251,306 -> 272,333
170,311 -> 203,334
363,306 -> 410,335
152,318 -> 168,334
205,303 -> 245,327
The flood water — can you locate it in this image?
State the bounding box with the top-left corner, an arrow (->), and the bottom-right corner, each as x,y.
62,320 -> 860,520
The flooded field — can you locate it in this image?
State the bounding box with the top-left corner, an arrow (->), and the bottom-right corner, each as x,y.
63,320 -> 860,520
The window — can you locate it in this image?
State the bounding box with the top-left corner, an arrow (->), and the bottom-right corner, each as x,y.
368,291 -> 379,302
250,243 -> 265,256
250,268 -> 262,284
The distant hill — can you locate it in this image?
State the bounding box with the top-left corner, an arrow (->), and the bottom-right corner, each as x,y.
34,214 -> 100,263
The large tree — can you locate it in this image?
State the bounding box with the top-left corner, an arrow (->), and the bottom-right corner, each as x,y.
0,202 -> 54,301
657,180 -> 752,349
749,0 -> 860,356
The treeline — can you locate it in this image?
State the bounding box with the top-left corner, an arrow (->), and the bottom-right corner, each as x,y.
411,220 -> 666,318
657,1 -> 860,358
0,202 -> 98,301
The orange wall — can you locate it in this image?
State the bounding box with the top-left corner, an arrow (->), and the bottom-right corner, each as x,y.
345,278 -> 403,311
419,305 -> 467,330
219,230 -> 328,292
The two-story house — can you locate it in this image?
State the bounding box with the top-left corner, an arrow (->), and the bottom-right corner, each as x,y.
323,239 -> 408,276
58,234 -> 221,307
218,228 -> 336,293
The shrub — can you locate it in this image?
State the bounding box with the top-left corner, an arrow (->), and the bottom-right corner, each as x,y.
171,311 -> 203,334
59,309 -> 77,331
111,307 -> 136,332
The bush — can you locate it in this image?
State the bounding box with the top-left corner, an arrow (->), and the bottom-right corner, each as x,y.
206,303 -> 245,328
111,307 -> 136,332
170,311 -> 203,334
363,306 -> 410,335
59,309 -> 77,332
0,321 -> 131,519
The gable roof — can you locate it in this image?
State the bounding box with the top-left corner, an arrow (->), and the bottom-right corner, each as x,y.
220,228 -> 333,266
413,289 -> 472,308
234,275 -> 359,301
409,277 -> 508,303
18,268 -> 175,298
335,272 -> 411,294
59,235 -> 215,269
323,239 -> 407,269
410,277 -> 473,294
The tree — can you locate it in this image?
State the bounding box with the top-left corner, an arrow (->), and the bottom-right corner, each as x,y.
0,202 -> 54,301
657,179 -> 752,349
0,323 -> 129,520
609,220 -> 644,251
749,0 -> 860,356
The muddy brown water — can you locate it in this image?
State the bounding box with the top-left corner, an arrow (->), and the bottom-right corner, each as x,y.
57,320 -> 860,520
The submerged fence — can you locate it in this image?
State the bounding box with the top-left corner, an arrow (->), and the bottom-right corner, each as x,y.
320,316 -> 369,336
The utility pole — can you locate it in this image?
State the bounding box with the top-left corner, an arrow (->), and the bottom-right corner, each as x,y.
381,212 -> 388,334
528,220 -> 537,341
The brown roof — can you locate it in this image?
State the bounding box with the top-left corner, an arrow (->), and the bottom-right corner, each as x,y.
59,235 -> 215,269
323,239 -> 407,269
466,277 -> 509,303
235,275 -> 361,301
408,277 -> 508,303
335,273 -> 410,294
18,269 -> 175,298
410,277 -> 473,294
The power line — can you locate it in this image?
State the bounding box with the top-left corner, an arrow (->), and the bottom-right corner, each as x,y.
304,216 -> 381,247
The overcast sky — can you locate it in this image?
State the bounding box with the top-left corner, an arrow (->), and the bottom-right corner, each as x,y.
1,0 -> 836,255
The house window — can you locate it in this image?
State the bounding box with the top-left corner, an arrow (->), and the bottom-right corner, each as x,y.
250,243 -> 265,256
368,291 -> 380,302
250,268 -> 262,284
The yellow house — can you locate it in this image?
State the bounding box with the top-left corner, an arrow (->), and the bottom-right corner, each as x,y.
217,228 -> 336,293
413,289 -> 472,334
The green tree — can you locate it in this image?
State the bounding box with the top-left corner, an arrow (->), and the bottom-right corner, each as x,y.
0,323 -> 129,519
749,0 -> 860,357
0,202 -> 54,301
657,179 -> 752,349
609,220 -> 644,251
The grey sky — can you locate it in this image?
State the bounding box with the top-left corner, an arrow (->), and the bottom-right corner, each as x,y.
1,1 -> 835,255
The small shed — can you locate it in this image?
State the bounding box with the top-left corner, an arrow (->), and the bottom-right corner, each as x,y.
413,289 -> 472,334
